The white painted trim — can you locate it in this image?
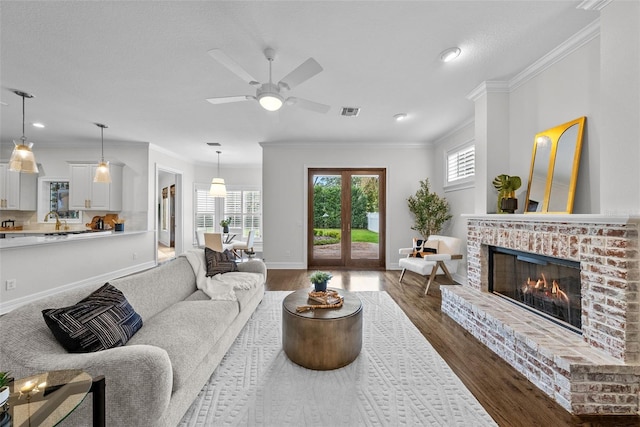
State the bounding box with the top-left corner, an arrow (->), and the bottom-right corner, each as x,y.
434,118 -> 474,145
461,213 -> 640,225
260,140 -> 430,149
466,81 -> 510,101
509,19 -> 600,91
0,261 -> 156,314
577,0 -> 612,11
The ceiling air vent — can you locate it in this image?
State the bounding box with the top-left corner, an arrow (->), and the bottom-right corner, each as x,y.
206,142 -> 221,146
340,107 -> 360,117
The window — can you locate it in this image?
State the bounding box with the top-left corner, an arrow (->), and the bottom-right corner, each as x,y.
445,143 -> 475,190
194,186 -> 217,231
224,189 -> 262,239
193,184 -> 261,245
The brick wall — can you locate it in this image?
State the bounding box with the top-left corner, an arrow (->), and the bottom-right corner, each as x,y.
441,216 -> 640,414
466,218 -> 640,363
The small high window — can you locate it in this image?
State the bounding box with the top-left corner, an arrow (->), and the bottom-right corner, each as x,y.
446,144 -> 475,186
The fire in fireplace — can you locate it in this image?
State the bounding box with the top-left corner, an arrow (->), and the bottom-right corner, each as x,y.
489,246 -> 581,333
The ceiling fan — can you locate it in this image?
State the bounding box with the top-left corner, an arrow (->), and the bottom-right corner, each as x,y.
206,47 -> 330,114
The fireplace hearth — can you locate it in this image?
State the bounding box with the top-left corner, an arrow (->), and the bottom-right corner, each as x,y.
489,246 -> 581,332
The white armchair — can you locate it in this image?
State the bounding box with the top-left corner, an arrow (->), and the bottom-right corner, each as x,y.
398,235 -> 462,296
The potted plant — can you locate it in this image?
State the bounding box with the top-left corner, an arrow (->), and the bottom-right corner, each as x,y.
219,217 -> 231,233
0,371 -> 11,408
407,179 -> 453,239
492,174 -> 522,213
309,271 -> 332,292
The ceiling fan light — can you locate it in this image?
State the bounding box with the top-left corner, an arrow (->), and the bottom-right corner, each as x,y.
258,93 -> 284,111
9,140 -> 39,173
94,161 -> 112,183
209,178 -> 227,197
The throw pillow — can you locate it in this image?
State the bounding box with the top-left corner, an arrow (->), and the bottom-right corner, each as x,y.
205,247 -> 238,277
411,238 -> 439,258
42,283 -> 143,353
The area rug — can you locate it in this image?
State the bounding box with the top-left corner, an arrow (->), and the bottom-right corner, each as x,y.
179,291 -> 497,426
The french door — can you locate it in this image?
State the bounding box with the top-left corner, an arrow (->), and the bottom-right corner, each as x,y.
308,168 -> 386,268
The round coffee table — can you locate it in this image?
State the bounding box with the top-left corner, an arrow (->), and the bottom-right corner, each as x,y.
282,288 -> 363,370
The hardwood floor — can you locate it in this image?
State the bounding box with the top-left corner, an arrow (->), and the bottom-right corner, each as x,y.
264,269 -> 640,427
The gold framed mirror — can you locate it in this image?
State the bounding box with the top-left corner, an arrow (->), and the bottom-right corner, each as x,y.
525,116 -> 585,214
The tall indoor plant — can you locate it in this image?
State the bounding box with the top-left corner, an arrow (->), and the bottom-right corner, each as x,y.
407,179 -> 452,239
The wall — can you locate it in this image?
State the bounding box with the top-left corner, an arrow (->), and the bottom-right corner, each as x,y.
261,141 -> 433,269
433,121 -> 475,284
509,36 -> 601,214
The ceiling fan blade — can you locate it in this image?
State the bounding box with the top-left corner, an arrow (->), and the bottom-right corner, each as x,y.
206,95 -> 255,105
208,49 -> 260,86
278,58 -> 323,91
286,97 -> 330,114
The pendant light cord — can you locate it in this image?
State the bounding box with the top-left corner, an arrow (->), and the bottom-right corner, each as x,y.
101,126 -> 105,162
21,93 -> 26,142
216,150 -> 222,175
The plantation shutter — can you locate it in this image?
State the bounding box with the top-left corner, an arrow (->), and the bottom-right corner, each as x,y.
447,146 -> 475,182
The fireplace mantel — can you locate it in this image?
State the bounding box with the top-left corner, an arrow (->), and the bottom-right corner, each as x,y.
462,213 -> 640,225
442,215 -> 640,415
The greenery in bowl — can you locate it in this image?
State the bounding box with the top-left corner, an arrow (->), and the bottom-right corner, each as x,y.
309,271 -> 332,285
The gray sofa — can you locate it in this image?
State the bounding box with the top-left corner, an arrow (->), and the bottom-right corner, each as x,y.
0,255 -> 266,426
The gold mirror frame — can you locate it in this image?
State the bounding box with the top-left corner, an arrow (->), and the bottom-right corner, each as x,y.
525,116 -> 586,214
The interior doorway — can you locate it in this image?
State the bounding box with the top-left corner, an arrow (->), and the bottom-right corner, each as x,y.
156,167 -> 183,263
307,168 -> 386,269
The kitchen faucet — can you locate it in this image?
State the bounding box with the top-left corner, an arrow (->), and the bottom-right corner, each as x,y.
44,211 -> 62,231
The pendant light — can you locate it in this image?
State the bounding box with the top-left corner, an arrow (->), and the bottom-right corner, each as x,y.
93,123 -> 111,183
9,90 -> 39,173
209,150 -> 227,197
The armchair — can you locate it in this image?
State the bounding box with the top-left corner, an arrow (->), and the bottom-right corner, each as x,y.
398,235 -> 462,295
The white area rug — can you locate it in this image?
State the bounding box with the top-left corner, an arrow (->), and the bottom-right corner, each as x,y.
179,291 -> 497,426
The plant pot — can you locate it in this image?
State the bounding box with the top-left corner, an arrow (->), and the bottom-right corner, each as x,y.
313,281 -> 328,292
115,223 -> 125,232
0,386 -> 9,408
223,226 -> 229,234
500,198 -> 518,214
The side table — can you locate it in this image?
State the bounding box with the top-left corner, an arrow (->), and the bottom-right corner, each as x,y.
3,370 -> 105,427
282,288 -> 363,370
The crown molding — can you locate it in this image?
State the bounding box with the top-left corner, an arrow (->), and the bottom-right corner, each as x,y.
577,0 -> 612,11
259,140 -> 431,149
434,117 -> 475,144
509,19 -> 600,91
466,81 -> 510,102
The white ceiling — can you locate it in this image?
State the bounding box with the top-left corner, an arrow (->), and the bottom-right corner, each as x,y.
0,1 -> 598,167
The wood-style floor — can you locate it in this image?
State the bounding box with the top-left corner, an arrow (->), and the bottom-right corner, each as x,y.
265,269 -> 640,427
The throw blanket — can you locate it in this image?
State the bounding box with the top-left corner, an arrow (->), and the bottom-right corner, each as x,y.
182,250 -> 260,300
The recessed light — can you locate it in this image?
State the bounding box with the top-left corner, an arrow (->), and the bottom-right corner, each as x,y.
440,47 -> 461,63
32,122 -> 45,128
393,113 -> 407,121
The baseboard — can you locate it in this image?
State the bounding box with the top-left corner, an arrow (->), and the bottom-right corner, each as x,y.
0,260 -> 156,315
265,261 -> 306,269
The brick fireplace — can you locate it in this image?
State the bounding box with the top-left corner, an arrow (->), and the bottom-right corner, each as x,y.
441,215 -> 640,415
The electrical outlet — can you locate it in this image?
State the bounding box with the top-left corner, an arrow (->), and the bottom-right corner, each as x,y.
132,252 -> 138,260
6,279 -> 16,290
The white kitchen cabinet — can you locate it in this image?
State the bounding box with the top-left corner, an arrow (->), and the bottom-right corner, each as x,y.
0,163 -> 37,211
68,162 -> 123,211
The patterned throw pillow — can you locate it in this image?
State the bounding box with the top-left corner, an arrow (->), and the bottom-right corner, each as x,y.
411,238 -> 439,258
205,247 -> 238,276
42,283 -> 143,353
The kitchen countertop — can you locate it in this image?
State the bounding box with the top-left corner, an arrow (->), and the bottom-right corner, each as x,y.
0,230 -> 148,249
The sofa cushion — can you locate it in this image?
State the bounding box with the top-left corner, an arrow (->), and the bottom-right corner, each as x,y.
126,300 -> 239,391
205,248 -> 238,276
42,283 -> 143,353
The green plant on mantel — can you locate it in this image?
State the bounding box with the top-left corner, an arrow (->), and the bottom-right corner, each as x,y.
407,179 -> 452,239
492,174 -> 522,213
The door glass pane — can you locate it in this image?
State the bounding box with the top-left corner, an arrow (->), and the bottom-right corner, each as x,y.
312,174 -> 341,259
350,175 -> 379,260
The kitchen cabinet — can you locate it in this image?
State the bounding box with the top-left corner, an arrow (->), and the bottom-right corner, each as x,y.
68,162 -> 123,211
0,163 -> 37,211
